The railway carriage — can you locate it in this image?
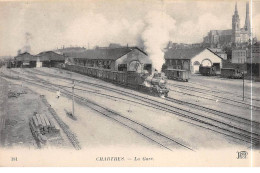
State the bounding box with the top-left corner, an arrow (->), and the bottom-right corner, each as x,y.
93,68 -> 98,78
199,66 -> 217,76
83,66 -> 88,74
86,67 -> 91,76
221,68 -> 242,79
63,64 -> 169,97
101,69 -> 108,80
117,71 -> 127,84
165,69 -> 190,82
97,69 -> 102,78
89,67 -> 94,77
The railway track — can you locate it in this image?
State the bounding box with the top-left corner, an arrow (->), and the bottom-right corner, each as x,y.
1,71 -> 193,151
165,97 -> 260,128
175,80 -> 260,102
41,96 -> 81,150
168,83 -> 260,111
169,82 -> 259,103
10,69 -> 260,129
0,72 -> 81,150
10,68 -> 260,146
188,81 -> 260,102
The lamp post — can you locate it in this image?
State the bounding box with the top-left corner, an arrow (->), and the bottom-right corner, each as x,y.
242,71 -> 245,101
72,80 -> 75,116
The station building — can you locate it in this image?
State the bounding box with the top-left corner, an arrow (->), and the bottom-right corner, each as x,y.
15,52 -> 36,68
64,47 -> 152,73
36,51 -> 65,67
231,48 -> 247,64
14,51 -> 65,68
164,47 -> 223,74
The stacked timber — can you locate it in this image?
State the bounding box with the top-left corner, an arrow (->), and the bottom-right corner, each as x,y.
29,113 -> 60,144
40,95 -> 81,150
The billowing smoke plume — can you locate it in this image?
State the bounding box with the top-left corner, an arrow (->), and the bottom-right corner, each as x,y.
141,11 -> 176,72
23,32 -> 32,53
65,11 -> 176,72
17,32 -> 32,55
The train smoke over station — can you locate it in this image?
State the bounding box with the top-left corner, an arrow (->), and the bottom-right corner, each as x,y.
141,11 -> 176,72
17,32 -> 33,55
65,10 -> 176,72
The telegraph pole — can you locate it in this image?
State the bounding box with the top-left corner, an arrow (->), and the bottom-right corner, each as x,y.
72,80 -> 75,116
243,72 -> 245,101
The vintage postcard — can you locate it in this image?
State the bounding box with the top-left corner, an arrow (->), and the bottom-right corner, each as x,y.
0,0 -> 259,167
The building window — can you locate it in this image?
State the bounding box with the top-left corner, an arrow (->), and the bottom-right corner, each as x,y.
193,61 -> 200,65
118,64 -> 127,71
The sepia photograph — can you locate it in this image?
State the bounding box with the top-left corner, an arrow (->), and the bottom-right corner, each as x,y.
0,0 -> 259,167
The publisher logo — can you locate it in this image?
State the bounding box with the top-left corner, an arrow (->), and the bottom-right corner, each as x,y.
237,151 -> 248,159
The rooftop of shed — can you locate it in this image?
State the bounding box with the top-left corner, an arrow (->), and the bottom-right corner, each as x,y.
64,47 -> 147,60
36,51 -> 65,61
164,47 -> 223,60
15,52 -> 36,61
164,47 -> 205,60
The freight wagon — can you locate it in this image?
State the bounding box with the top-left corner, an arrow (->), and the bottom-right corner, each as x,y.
165,69 -> 190,82
63,64 -> 169,97
221,68 -> 242,79
199,66 -> 217,76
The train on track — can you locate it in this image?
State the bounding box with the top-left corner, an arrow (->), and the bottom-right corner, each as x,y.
220,68 -> 243,79
199,65 -> 217,76
62,64 -> 169,97
164,69 -> 190,82
199,65 -> 243,79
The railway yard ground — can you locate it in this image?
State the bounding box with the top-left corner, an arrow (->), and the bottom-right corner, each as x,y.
0,67 -> 260,152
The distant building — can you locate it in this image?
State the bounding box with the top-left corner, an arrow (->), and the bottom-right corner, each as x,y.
209,48 -> 227,60
231,48 -> 247,64
14,52 -> 36,68
164,47 -> 223,74
166,42 -> 204,50
55,47 -> 87,55
14,51 -> 65,68
36,51 -> 65,67
108,43 -> 123,48
65,47 -> 152,73
203,2 -> 251,47
251,42 -> 260,60
247,42 -> 260,79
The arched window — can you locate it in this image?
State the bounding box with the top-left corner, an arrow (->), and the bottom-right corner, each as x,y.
193,61 -> 200,65
129,60 -> 141,72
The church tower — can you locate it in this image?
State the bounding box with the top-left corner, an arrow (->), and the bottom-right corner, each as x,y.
244,1 -> 251,32
232,3 -> 241,44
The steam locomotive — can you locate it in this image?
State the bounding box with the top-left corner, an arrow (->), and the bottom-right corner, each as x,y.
63,64 -> 169,97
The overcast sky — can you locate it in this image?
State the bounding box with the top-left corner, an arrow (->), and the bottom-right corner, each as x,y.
0,0 -> 259,56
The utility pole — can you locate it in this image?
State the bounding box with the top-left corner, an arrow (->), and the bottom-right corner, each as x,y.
243,72 -> 245,101
72,80 -> 75,116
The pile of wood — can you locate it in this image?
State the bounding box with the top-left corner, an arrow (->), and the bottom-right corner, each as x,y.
8,90 -> 27,98
8,91 -> 20,98
29,113 -> 60,144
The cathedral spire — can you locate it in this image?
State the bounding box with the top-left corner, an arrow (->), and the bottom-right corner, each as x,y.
244,1 -> 251,31
235,2 -> 238,14
232,2 -> 241,44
